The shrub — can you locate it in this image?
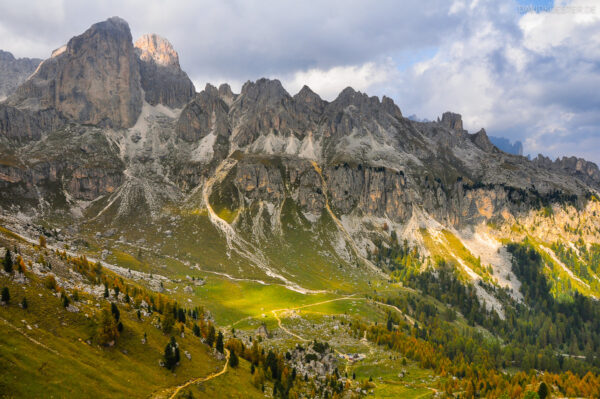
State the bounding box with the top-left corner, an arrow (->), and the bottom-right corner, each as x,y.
44,275 -> 57,291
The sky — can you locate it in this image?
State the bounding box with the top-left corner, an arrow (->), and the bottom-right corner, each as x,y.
0,0 -> 599,163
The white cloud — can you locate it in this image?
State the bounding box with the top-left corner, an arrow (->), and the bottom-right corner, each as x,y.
282,59 -> 398,100
390,0 -> 600,163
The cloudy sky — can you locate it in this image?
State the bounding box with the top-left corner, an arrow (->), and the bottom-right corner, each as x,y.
0,0 -> 599,163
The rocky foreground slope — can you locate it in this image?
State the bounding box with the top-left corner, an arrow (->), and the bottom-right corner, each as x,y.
1,17 -> 599,307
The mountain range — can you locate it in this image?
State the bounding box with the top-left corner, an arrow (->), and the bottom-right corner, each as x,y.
1,17 -> 600,399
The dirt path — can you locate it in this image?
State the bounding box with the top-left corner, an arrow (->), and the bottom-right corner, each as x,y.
372,300 -> 416,326
270,295 -> 362,341
152,348 -> 230,399
0,316 -> 63,358
271,295 -> 368,377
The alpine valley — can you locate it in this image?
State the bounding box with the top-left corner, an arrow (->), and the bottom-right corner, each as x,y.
1,17 -> 600,399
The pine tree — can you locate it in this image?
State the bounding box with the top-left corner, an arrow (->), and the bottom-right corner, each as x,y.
538,382 -> 549,399
103,284 -> 109,298
137,309 -> 141,320
216,331 -> 224,353
111,302 -> 120,322
117,321 -> 123,332
21,297 -> 28,309
164,338 -> 178,371
62,294 -> 70,308
3,250 -> 13,273
206,325 -> 216,347
193,323 -> 200,337
229,349 -> 239,368
1,287 -> 9,303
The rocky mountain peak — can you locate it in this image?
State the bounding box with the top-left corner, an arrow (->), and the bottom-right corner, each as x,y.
332,87 -> 382,111
441,112 -> 463,131
293,85 -> 326,116
382,95 -> 403,119
134,33 -> 195,108
241,78 -> 290,100
218,83 -> 236,106
294,85 -> 324,105
0,50 -> 41,99
471,128 -> 496,152
134,33 -> 180,68
295,85 -> 321,101
0,50 -> 15,62
67,16 -> 133,54
7,16 -> 142,128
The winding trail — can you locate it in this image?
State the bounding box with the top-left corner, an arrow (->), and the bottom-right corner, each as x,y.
152,348 -> 230,399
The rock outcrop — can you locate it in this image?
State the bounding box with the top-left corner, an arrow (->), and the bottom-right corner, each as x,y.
134,34 -> 195,108
533,155 -> 600,190
0,50 -> 41,99
471,128 -> 496,152
441,112 -> 463,131
8,17 -> 143,129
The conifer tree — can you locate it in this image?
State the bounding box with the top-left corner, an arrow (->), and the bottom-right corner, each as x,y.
3,250 -> 13,273
21,297 -> 28,309
1,287 -> 9,303
229,349 -> 239,368
206,325 -> 216,347
216,331 -> 224,353
62,294 -> 69,308
538,382 -> 549,399
111,302 -> 120,322
164,337 -> 179,371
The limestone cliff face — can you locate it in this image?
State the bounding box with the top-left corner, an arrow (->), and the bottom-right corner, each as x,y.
0,50 -> 41,99
0,17 -> 598,236
8,17 -> 142,129
134,34 -> 195,108
173,78 -> 597,229
0,105 -> 62,142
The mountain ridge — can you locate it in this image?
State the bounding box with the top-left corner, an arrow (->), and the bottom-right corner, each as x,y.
1,15 -> 599,313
